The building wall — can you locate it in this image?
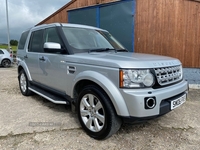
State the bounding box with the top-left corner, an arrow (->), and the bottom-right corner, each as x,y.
38,0 -> 200,69
67,0 -> 135,51
37,0 -> 200,84
37,0 -> 118,25
135,0 -> 200,68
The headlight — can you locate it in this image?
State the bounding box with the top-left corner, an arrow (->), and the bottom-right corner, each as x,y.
119,69 -> 155,88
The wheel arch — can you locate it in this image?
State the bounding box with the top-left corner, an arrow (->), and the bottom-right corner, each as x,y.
72,71 -> 129,116
1,58 -> 11,65
17,61 -> 32,81
1,58 -> 11,62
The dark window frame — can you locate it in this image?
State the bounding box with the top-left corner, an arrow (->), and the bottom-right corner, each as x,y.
28,29 -> 44,53
18,30 -> 30,50
0,50 -> 4,54
43,27 -> 66,54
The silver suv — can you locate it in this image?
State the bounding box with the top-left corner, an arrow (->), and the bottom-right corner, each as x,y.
17,23 -> 188,139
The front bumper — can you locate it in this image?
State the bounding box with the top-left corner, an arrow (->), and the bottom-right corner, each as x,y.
119,80 -> 188,121
121,91 -> 187,123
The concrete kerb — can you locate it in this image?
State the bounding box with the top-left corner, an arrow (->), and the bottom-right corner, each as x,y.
189,84 -> 200,89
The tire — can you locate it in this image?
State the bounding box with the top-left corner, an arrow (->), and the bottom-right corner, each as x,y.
77,85 -> 122,140
2,59 -> 11,68
19,70 -> 32,96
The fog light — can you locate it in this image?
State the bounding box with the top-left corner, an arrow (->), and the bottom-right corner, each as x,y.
145,97 -> 156,109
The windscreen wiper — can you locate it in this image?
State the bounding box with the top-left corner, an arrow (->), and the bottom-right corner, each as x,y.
88,48 -> 116,53
116,49 -> 129,52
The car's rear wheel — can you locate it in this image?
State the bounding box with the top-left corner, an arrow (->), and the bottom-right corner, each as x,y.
77,85 -> 122,140
19,70 -> 32,96
2,59 -> 11,67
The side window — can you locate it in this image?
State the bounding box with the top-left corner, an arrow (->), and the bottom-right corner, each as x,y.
18,30 -> 30,50
28,30 -> 44,53
0,50 -> 4,54
44,27 -> 62,45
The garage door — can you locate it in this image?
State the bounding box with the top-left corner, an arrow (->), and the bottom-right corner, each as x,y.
68,0 -> 135,52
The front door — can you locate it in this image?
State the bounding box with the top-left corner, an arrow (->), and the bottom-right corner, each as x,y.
37,27 -> 68,93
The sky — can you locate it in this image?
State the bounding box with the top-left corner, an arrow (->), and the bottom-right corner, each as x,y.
0,0 -> 70,44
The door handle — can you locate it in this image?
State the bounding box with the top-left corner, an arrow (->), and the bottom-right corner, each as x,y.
39,57 -> 45,61
24,55 -> 28,59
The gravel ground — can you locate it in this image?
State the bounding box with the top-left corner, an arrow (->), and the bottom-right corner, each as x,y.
0,66 -> 200,150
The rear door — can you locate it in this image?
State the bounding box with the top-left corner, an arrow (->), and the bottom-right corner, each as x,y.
25,29 -> 44,82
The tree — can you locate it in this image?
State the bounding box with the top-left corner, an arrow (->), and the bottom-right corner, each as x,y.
10,39 -> 18,46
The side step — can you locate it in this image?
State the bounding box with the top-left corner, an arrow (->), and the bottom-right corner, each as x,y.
28,86 -> 70,105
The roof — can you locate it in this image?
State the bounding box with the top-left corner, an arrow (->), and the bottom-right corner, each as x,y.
36,0 -> 77,25
61,23 -> 106,31
0,49 -> 10,54
0,49 -> 8,52
34,23 -> 107,32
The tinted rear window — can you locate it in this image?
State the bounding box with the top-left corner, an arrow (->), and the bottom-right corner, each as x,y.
18,30 -> 30,49
0,50 -> 4,54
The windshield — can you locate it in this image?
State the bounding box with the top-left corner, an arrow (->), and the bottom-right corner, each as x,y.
62,27 -> 125,53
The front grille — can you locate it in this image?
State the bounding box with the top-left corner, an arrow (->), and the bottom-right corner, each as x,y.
154,65 -> 182,86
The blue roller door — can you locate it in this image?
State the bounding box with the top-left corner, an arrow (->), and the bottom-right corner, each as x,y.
68,0 -> 135,52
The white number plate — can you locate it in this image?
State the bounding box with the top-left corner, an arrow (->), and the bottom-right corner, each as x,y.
171,94 -> 186,110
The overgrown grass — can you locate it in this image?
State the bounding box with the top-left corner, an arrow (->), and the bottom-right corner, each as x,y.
0,44 -> 17,54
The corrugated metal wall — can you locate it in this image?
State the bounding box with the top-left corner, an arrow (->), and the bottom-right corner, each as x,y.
135,0 -> 200,68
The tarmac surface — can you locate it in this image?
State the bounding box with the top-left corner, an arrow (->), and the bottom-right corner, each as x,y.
0,66 -> 200,149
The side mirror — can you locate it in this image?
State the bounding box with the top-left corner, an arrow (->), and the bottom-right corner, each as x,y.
44,42 -> 61,53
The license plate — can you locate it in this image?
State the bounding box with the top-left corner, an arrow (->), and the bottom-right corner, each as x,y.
171,94 -> 186,110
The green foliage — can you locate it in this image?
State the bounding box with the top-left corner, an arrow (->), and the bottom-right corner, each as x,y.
0,44 -> 17,52
10,40 -> 18,46
0,44 -> 8,49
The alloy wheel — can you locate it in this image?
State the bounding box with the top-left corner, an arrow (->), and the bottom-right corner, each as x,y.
20,73 -> 27,93
80,93 -> 105,132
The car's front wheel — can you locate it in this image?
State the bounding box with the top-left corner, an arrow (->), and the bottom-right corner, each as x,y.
19,70 -> 32,96
77,85 -> 122,140
2,59 -> 11,67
